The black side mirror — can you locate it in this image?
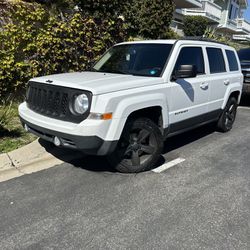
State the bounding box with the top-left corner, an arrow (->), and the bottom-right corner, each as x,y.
174,65 -> 197,80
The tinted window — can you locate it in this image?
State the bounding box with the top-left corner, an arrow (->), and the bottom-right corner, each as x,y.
238,49 -> 250,61
206,48 -> 226,73
174,47 -> 205,75
93,44 -> 173,77
226,50 -> 239,71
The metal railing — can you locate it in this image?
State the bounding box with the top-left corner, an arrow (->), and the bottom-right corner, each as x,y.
237,18 -> 250,33
182,0 -> 222,22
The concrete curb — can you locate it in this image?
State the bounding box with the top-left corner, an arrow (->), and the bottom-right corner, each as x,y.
0,139 -> 83,183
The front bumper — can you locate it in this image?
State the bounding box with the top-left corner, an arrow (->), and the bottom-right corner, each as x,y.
20,117 -> 117,155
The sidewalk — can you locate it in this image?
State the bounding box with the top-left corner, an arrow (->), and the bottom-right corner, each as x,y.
0,139 -> 83,182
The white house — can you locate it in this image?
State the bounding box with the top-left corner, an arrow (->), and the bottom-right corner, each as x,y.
172,0 -> 250,41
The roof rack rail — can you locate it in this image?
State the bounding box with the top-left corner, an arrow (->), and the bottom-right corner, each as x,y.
178,37 -> 227,45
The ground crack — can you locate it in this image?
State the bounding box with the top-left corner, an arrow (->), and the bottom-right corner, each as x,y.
6,153 -> 26,175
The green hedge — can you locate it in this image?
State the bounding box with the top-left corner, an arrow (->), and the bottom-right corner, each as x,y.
0,0 -> 176,98
124,0 -> 174,39
183,16 -> 208,37
78,0 -> 126,17
0,1 -> 125,98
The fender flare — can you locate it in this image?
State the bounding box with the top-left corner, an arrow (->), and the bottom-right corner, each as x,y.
105,93 -> 169,141
222,84 -> 242,109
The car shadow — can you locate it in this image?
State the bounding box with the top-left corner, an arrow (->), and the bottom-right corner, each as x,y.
176,79 -> 195,102
39,123 -> 217,173
163,123 -> 216,154
240,95 -> 250,107
38,138 -> 115,172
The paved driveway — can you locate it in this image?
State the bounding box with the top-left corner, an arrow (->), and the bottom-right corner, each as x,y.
0,107 -> 249,250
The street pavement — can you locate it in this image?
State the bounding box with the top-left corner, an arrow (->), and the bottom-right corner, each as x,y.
0,107 -> 249,250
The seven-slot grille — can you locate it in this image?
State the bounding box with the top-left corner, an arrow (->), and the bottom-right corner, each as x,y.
26,81 -> 91,123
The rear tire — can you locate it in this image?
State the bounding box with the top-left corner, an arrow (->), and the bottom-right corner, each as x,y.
217,97 -> 238,132
107,118 -> 163,173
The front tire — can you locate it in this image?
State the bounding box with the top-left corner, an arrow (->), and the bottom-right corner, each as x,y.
107,118 -> 163,173
217,97 -> 238,132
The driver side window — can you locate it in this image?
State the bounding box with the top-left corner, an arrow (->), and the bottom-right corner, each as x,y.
173,47 -> 205,76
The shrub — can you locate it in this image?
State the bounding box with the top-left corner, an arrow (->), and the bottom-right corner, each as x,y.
0,97 -> 14,132
0,1 -> 126,98
124,0 -> 174,39
183,16 -> 209,37
0,1 -> 48,98
78,0 -> 126,18
31,14 -> 125,75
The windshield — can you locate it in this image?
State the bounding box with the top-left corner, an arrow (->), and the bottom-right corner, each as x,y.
238,49 -> 250,61
93,43 -> 173,77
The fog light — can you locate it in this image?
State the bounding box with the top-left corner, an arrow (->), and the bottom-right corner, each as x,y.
24,124 -> 29,132
54,136 -> 61,146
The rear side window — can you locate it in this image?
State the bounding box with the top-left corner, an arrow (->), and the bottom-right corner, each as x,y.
206,48 -> 226,74
226,50 -> 239,71
174,47 -> 205,75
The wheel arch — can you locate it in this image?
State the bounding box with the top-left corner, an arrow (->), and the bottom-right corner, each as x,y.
127,106 -> 164,132
229,91 -> 241,104
222,87 -> 242,109
105,94 -> 169,141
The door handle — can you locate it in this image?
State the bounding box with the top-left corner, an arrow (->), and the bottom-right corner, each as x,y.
200,82 -> 209,90
224,80 -> 230,86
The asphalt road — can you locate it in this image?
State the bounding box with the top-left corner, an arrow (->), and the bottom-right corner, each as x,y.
0,107 -> 250,250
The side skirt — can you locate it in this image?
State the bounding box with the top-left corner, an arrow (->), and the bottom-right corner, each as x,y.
164,109 -> 222,138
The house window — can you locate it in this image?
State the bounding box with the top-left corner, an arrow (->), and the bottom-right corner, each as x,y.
229,0 -> 240,20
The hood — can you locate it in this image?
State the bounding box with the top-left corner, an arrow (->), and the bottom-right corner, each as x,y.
31,72 -> 163,95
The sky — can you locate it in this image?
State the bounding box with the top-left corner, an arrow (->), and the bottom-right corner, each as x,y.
244,0 -> 250,21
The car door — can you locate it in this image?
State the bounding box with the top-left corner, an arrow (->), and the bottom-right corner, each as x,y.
205,47 -> 230,114
167,46 -> 210,133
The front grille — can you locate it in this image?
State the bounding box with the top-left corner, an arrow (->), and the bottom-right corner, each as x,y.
26,81 -> 92,123
242,70 -> 250,84
241,65 -> 250,70
241,63 -> 250,84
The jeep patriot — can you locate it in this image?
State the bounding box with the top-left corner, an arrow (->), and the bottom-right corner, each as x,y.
19,39 -> 243,173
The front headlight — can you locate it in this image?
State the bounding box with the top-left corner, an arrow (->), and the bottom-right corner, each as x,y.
73,94 -> 89,115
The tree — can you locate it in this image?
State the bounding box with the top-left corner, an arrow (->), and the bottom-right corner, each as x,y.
0,1 -> 126,98
124,0 -> 174,39
183,16 -> 209,37
77,0 -> 126,18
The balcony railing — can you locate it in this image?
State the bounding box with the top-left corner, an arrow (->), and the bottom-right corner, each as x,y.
233,34 -> 250,41
237,18 -> 250,34
182,0 -> 222,23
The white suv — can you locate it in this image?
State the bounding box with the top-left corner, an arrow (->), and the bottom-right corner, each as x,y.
19,39 -> 243,173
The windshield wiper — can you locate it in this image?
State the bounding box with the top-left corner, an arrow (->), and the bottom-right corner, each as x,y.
89,68 -> 133,75
108,70 -> 128,75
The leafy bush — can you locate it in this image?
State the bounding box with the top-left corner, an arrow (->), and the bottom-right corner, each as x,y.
0,1 -> 48,98
78,0 -> 126,18
124,0 -> 174,39
0,0 -> 176,98
31,14 -> 125,75
183,16 -> 208,37
0,1 -> 126,98
0,97 -> 14,132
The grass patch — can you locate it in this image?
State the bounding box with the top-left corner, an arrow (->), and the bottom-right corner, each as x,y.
0,103 -> 36,153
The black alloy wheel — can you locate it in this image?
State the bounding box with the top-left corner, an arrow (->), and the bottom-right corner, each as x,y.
107,118 -> 163,173
217,97 -> 238,132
